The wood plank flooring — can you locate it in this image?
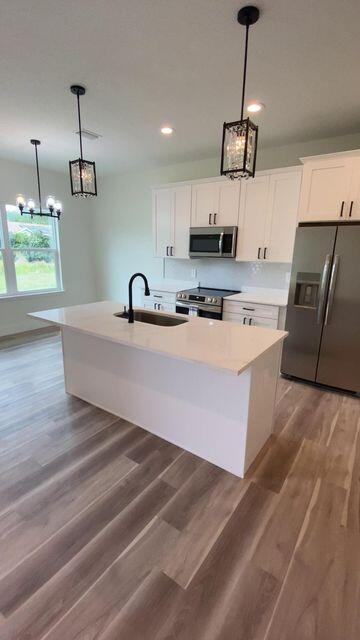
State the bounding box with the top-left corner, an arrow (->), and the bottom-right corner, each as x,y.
0,334 -> 359,639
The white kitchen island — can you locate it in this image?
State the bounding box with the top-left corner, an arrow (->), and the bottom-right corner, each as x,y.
30,302 -> 287,478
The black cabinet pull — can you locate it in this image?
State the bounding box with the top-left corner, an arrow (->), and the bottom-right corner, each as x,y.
166,246 -> 169,256
263,247 -> 267,259
340,201 -> 345,217
257,247 -> 261,259
243,307 -> 255,311
243,317 -> 246,325
213,213 -> 217,225
249,318 -> 253,325
208,213 -> 212,225
349,201 -> 354,218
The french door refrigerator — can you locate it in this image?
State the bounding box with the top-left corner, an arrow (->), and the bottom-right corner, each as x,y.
281,222 -> 360,393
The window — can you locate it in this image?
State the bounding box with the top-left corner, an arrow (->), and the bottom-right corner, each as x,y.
0,205 -> 62,296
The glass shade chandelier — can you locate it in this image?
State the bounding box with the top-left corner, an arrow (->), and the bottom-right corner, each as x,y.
16,139 -> 62,219
220,5 -> 260,180
69,85 -> 97,198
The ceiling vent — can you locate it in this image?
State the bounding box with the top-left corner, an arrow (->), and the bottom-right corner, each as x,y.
75,128 -> 102,141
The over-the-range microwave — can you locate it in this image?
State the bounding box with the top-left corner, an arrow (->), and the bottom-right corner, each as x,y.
189,226 -> 238,258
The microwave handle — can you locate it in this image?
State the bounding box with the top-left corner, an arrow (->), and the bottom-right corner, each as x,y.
219,232 -> 224,255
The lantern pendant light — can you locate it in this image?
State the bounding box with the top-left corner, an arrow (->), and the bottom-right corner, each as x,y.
220,5 -> 260,180
15,139 -> 62,219
69,85 -> 97,198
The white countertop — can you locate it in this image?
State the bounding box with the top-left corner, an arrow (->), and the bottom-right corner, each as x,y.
225,288 -> 289,307
30,301 -> 287,377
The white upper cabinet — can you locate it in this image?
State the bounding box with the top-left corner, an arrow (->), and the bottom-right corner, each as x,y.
348,157 -> 360,220
264,171 -> 302,262
298,154 -> 354,221
191,179 -> 240,227
236,169 -> 301,263
152,185 -> 191,259
153,188 -> 173,258
172,185 -> 192,257
236,175 -> 269,261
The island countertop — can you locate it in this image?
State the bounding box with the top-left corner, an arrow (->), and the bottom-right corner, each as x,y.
30,301 -> 287,376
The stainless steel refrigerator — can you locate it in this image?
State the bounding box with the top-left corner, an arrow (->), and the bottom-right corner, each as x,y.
281,222 -> 360,394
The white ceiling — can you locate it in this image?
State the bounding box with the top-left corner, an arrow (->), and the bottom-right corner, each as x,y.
1,0 -> 360,174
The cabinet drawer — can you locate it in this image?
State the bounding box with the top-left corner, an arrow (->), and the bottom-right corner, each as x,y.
223,312 -> 278,329
223,300 -> 279,319
148,290 -> 177,304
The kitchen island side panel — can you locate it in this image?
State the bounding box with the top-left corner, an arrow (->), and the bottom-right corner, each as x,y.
61,327 -> 277,477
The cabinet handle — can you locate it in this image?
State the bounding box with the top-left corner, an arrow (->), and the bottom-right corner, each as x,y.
340,201 -> 345,217
213,213 -> 217,225
166,246 -> 169,256
170,246 -> 174,256
263,247 -> 267,259
249,318 -> 253,325
243,317 -> 246,325
153,295 -> 162,298
208,213 -> 212,225
243,307 -> 255,311
349,201 -> 354,218
257,247 -> 261,259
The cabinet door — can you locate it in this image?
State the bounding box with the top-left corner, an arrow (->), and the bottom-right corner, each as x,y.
236,175 -> 269,261
348,158 -> 360,220
153,188 -> 173,257
172,185 -> 191,258
264,171 -> 301,263
298,157 -> 353,221
214,180 -> 240,226
191,182 -> 216,226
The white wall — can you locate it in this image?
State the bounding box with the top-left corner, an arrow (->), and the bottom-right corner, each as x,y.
91,131 -> 360,305
0,157 -> 97,336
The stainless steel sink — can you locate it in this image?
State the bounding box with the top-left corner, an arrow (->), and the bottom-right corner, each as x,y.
114,310 -> 188,327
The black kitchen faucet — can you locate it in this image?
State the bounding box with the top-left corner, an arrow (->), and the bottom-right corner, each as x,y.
121,273 -> 150,323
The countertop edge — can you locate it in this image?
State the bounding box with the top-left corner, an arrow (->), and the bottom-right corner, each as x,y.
29,311 -> 287,378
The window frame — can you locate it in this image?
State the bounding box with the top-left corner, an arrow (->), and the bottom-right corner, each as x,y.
0,202 -> 63,298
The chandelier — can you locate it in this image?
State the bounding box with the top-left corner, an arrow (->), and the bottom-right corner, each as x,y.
16,139 -> 62,219
69,85 -> 97,198
220,5 -> 260,180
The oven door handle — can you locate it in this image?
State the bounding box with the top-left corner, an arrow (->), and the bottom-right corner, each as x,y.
219,232 -> 224,255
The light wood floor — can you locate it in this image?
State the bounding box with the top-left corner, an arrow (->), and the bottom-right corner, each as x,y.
0,334 -> 359,640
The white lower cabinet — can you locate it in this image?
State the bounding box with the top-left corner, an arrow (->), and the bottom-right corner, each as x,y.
142,289 -> 176,313
223,300 -> 281,329
223,311 -> 278,329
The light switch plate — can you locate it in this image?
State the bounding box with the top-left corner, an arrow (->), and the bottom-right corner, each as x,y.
191,268 -> 197,278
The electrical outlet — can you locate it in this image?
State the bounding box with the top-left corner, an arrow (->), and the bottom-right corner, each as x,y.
191,268 -> 197,279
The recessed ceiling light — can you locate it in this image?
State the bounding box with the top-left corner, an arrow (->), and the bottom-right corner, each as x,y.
247,102 -> 264,113
160,126 -> 173,136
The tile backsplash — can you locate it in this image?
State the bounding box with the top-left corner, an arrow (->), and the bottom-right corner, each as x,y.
164,259 -> 291,291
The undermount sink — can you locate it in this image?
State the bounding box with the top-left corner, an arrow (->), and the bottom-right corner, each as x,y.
114,310 -> 188,327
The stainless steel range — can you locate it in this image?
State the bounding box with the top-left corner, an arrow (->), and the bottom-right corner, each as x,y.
176,287 -> 239,320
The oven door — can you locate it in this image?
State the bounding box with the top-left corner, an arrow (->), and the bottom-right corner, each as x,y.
176,302 -> 222,320
189,227 -> 237,258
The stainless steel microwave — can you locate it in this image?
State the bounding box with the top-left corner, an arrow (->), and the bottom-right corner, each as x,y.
189,226 -> 238,258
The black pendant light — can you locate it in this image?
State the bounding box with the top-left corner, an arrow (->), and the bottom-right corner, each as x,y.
16,139 -> 62,219
220,5 -> 260,180
69,85 -> 97,198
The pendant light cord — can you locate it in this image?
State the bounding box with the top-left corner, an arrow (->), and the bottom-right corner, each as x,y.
34,142 -> 42,214
77,92 -> 84,160
240,23 -> 249,120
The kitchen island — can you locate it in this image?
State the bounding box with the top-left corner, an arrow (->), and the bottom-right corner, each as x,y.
30,302 -> 287,477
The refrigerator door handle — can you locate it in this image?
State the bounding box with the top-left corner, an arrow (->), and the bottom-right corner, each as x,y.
324,255 -> 340,325
317,253 -> 332,325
